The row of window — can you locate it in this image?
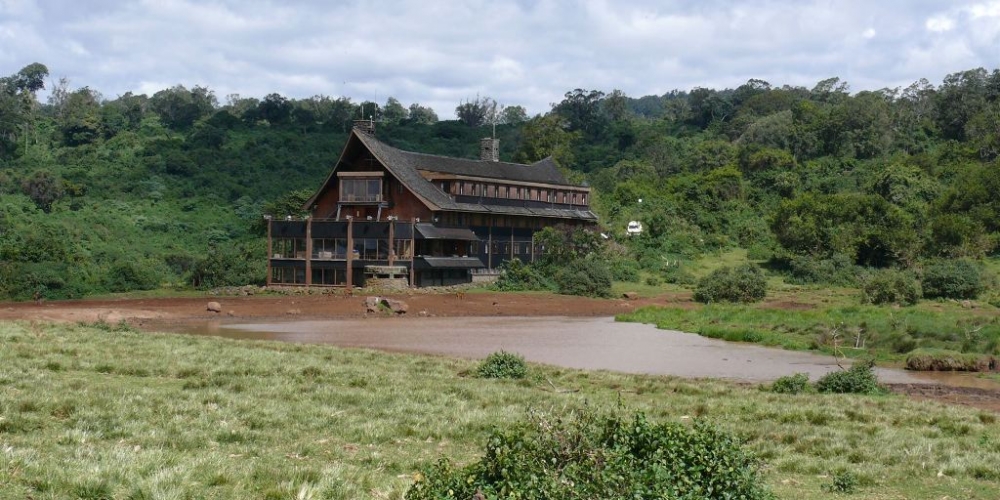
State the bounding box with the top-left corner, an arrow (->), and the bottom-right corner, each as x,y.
272,267 -> 347,286
272,238 -> 412,260
447,181 -> 588,206
272,237 -> 536,261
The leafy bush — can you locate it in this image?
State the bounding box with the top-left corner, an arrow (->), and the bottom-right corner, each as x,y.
104,259 -> 162,292
554,258 -> 613,298
407,409 -> 772,500
921,259 -> 984,300
815,360 -> 882,395
771,373 -> 810,394
491,259 -> 553,292
475,351 -> 527,379
782,254 -> 859,286
607,257 -> 640,282
694,264 -> 768,304
823,470 -> 859,494
859,269 -> 921,306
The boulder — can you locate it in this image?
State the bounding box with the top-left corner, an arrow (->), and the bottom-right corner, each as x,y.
622,292 -> 639,300
381,298 -> 409,315
207,301 -> 222,313
364,296 -> 381,314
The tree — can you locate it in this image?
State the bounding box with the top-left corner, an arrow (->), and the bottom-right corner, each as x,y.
552,89 -> 606,135
408,103 -> 439,124
149,85 -> 217,130
382,97 -> 408,124
255,93 -> 292,124
57,87 -> 102,146
514,113 -> 579,166
0,63 -> 49,156
455,95 -> 495,127
21,171 -> 65,213
499,105 -> 527,124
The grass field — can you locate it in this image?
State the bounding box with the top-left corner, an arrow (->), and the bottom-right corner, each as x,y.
1,320 -> 999,499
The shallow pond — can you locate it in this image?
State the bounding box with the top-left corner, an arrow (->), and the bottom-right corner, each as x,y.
148,315 -> 1000,388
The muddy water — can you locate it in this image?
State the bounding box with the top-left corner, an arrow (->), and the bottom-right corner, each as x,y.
154,316 -> 1000,387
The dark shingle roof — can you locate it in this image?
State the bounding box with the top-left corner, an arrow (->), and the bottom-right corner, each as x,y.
307,130 -> 597,222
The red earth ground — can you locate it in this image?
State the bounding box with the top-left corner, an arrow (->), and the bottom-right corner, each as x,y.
2,290 -> 998,412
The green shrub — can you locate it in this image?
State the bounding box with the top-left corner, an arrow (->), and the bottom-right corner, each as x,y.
859,269 -> 921,305
104,259 -> 161,292
815,360 -> 882,395
783,254 -> 859,286
554,258 -> 613,298
823,470 -> 859,494
407,409 -> 772,500
607,257 -> 640,282
921,259 -> 984,300
491,259 -> 553,292
475,351 -> 527,379
771,373 -> 810,394
694,264 -> 768,303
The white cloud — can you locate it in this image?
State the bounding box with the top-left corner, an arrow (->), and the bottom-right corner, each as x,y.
3,0 -> 998,117
926,15 -> 956,32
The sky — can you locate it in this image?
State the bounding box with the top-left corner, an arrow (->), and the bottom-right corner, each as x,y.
1,0 -> 999,118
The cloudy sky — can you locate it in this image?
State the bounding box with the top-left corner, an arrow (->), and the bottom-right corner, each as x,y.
1,0 -> 998,117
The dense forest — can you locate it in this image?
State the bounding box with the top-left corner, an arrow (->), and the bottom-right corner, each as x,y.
1,62 -> 999,300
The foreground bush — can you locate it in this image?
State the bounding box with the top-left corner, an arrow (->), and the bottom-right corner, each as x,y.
921,259 -> 984,300
407,409 -> 772,500
859,269 -> 921,306
694,264 -> 768,304
815,361 -> 882,394
475,350 -> 528,379
771,373 -> 811,394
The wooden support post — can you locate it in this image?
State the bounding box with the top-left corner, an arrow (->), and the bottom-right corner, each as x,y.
510,227 -> 514,260
305,217 -> 312,288
409,218 -> 416,288
387,218 -> 395,266
266,217 -> 273,286
346,217 -> 354,291
487,225 -> 492,270
530,233 -> 535,263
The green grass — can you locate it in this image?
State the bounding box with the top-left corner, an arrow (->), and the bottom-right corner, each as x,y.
1,320 -> 1000,499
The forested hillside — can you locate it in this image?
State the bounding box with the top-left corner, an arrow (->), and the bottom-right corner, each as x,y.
1,62 -> 998,300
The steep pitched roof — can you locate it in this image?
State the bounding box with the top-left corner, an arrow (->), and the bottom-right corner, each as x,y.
306,129 -> 597,221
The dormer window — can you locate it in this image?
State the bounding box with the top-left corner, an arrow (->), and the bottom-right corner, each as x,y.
337,172 -> 384,202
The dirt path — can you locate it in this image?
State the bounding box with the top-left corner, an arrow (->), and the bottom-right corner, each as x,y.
0,291 -> 672,324
2,291 -> 999,412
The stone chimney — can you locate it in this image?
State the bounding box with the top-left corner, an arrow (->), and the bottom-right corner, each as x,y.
353,119 -> 375,136
480,137 -> 499,162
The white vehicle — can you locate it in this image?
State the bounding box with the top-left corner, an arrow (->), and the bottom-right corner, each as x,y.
626,221 -> 643,236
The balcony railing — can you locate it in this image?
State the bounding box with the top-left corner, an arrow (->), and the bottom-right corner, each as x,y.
340,194 -> 382,203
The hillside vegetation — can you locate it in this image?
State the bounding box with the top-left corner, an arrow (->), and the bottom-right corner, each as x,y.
2,63 -> 1000,302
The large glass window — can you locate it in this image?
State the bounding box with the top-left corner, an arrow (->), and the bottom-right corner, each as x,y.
272,238 -> 306,259
313,238 -> 347,259
340,178 -> 382,202
352,238 -> 390,260
311,268 -> 344,285
272,267 -> 306,284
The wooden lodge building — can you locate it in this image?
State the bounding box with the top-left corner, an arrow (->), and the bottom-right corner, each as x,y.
266,121 -> 597,288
